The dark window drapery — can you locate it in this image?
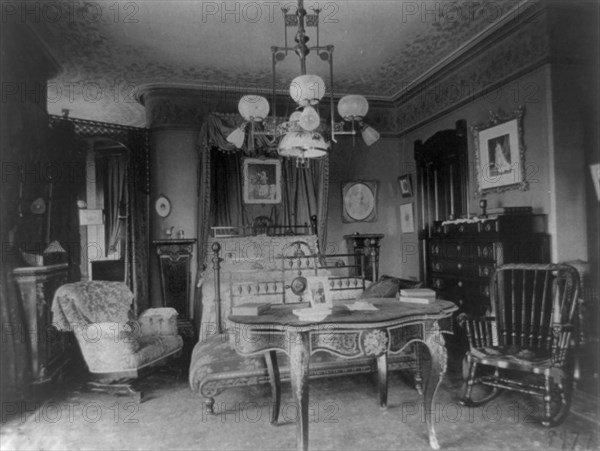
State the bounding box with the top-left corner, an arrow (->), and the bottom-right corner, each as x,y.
105,155 -> 128,254
194,112 -> 330,306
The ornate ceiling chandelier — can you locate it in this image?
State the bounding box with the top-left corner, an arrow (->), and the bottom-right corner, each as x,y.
227,0 -> 380,167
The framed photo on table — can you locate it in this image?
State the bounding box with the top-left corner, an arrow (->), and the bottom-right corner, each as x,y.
306,276 -> 332,310
472,107 -> 527,195
342,181 -> 378,223
243,158 -> 282,204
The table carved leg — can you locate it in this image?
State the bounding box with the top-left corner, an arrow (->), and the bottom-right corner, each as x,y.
265,350 -> 281,424
288,330 -> 310,451
414,343 -> 424,395
420,321 -> 448,450
376,353 -> 388,408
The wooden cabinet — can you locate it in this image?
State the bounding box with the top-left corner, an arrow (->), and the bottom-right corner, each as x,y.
12,263 -> 72,390
153,239 -> 196,339
428,215 -> 550,315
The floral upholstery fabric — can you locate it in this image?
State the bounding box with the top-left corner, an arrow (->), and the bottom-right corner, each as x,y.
52,281 -> 134,331
52,281 -> 183,377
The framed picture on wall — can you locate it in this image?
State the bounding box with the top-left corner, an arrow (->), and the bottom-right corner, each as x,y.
400,203 -> 415,233
472,106 -> 527,195
243,158 -> 282,204
342,181 -> 378,223
398,174 -> 413,198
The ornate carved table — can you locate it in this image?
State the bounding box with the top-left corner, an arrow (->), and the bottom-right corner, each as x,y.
229,298 -> 457,450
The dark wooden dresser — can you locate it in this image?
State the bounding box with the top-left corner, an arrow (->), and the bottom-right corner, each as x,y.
427,214 -> 550,316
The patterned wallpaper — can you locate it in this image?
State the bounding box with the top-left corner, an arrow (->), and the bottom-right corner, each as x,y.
25,0 -> 524,126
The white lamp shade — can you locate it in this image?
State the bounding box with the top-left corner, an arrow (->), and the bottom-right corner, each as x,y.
337,95 -> 369,120
289,111 -> 302,122
278,130 -> 330,158
361,124 -> 380,146
289,75 -> 326,106
238,95 -> 269,121
299,106 -> 320,131
226,126 -> 246,148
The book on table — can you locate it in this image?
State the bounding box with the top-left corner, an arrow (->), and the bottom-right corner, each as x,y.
399,288 -> 436,298
398,296 -> 437,304
398,288 -> 437,304
231,303 -> 271,316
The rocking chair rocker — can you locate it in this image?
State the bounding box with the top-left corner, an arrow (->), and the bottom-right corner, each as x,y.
459,263 -> 580,426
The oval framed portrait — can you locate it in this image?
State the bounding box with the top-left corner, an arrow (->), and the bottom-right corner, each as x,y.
342,181 -> 378,223
155,195 -> 171,218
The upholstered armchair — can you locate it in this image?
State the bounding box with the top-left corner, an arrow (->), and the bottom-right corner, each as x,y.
52,281 -> 184,399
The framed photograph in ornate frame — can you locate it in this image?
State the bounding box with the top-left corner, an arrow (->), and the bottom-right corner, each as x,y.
243,158 -> 282,204
342,181 -> 378,223
398,174 -> 413,198
472,106 -> 527,195
400,203 -> 415,233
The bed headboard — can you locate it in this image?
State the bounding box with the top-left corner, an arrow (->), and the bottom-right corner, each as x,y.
200,234 -> 370,336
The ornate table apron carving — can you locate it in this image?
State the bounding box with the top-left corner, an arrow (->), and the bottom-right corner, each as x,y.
229,300 -> 456,450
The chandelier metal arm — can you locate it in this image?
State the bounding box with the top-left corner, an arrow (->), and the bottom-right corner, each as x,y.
227,0 -> 380,162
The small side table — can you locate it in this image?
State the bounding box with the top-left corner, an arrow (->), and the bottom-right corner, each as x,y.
344,233 -> 384,282
153,239 -> 196,340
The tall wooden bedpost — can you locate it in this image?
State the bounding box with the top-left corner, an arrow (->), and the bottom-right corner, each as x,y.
211,242 -> 222,334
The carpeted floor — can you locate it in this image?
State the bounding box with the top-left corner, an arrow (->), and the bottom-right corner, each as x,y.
1,346 -> 598,451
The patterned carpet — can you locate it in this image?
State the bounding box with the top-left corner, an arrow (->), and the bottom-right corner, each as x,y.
1,347 -> 598,451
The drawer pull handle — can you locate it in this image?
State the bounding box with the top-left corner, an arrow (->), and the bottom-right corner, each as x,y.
457,281 -> 463,287
456,245 -> 461,252
457,263 -> 462,270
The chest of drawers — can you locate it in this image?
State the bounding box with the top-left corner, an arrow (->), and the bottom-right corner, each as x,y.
427,214 -> 550,316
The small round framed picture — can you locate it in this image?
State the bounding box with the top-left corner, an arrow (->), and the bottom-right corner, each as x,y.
342,181 -> 378,223
155,195 -> 171,218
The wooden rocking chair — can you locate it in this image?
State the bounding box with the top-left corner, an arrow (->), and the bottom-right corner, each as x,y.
459,263 -> 580,426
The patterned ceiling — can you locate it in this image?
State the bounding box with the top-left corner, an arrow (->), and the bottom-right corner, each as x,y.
29,0 -> 523,126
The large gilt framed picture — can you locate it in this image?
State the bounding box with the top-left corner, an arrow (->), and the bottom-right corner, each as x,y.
342,181 -> 378,223
243,158 -> 282,204
472,107 -> 527,195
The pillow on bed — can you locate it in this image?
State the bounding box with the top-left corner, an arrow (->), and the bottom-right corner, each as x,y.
356,275 -> 423,299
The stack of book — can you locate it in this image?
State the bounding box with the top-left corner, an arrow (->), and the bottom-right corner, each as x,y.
397,288 -> 437,304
